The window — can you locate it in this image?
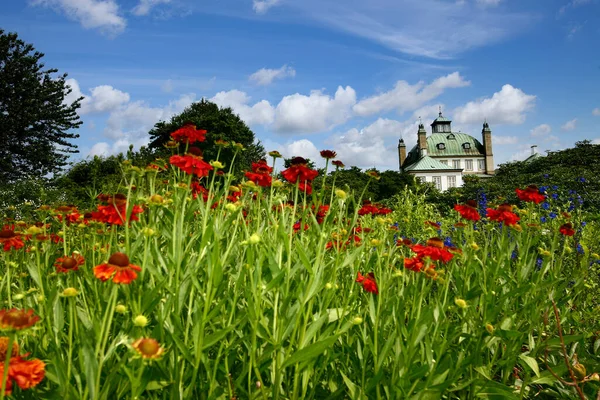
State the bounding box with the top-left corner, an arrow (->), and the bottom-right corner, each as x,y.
432,176 -> 442,190
447,175 -> 456,188
440,160 -> 448,165
462,143 -> 471,149
478,159 -> 485,171
437,143 -> 446,150
452,160 -> 461,169
447,133 -> 456,140
465,159 -> 473,171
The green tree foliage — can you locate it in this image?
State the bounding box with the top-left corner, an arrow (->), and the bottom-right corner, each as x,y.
458,140 -> 600,211
147,99 -> 265,174
0,30 -> 82,183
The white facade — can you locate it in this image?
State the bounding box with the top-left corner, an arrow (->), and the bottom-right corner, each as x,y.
436,157 -> 487,174
413,171 -> 465,191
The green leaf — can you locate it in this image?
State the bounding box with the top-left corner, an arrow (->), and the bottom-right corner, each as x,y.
281,336 -> 337,369
519,354 -> 540,377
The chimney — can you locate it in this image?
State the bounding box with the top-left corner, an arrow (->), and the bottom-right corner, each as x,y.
417,122 -> 427,156
398,138 -> 406,170
531,145 -> 537,155
482,121 -> 494,174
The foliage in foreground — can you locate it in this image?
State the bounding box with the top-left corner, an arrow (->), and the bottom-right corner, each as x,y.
0,145 -> 599,399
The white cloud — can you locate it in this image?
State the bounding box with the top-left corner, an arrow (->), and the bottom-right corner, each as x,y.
530,124 -> 551,137
277,139 -> 322,161
210,90 -> 275,126
592,108 -> 600,116
353,72 -> 470,117
253,0 -> 280,14
273,86 -> 356,133
492,135 -> 519,145
31,0 -> 126,35
452,84 -> 536,125
593,138 -> 600,144
161,79 -> 173,93
65,79 -> 130,114
249,65 -> 296,86
132,0 -> 171,16
561,118 -> 577,131
476,0 -> 502,6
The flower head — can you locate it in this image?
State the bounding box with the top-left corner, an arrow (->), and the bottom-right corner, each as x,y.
320,150 -> 337,159
170,123 -> 207,144
132,338 -> 165,360
356,272 -> 379,295
0,337 -> 19,362
331,160 -> 345,168
454,200 -> 480,221
281,163 -> 318,184
54,253 -> 85,274
0,309 -> 40,332
268,150 -> 282,158
169,150 -> 213,177
0,229 -> 24,252
409,238 -> 455,263
559,223 -> 575,236
486,204 -> 520,226
515,185 -> 546,204
93,252 -> 141,284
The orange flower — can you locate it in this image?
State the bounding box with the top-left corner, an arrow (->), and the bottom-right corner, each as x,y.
0,337 -> 19,362
132,338 -> 165,360
93,252 -> 141,284
0,309 -> 40,331
7,356 -> 45,391
0,229 -> 24,252
404,257 -> 425,272
54,253 -> 85,274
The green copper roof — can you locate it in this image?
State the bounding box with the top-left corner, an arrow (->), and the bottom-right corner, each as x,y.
523,152 -> 542,162
403,155 -> 460,172
427,132 -> 485,157
431,116 -> 451,123
402,132 -> 485,168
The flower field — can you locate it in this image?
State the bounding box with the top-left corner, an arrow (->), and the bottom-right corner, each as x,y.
0,126 -> 599,399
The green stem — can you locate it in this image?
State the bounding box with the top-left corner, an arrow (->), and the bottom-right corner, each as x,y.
0,334 -> 14,400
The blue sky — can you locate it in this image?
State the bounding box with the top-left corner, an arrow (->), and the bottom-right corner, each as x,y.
2,0 -> 600,170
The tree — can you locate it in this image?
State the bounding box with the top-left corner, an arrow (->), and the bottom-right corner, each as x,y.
147,99 -> 265,174
0,30 -> 82,183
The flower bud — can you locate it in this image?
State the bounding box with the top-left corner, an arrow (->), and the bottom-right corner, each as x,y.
209,161 -> 224,169
248,233 -> 261,245
325,283 -> 333,290
454,298 -> 467,309
485,323 -> 494,334
115,304 -> 127,314
335,189 -> 347,200
225,203 -> 238,212
573,363 -> 586,380
13,293 -> 25,301
62,287 -> 79,297
133,315 -> 148,327
352,317 -> 363,325
271,180 -> 284,188
470,242 -> 479,250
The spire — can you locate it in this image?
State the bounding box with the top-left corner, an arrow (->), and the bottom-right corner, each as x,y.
438,105 -> 443,118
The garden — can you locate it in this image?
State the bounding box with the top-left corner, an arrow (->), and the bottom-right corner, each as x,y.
0,123 -> 599,399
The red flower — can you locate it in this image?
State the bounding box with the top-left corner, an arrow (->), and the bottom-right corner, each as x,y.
559,223 -> 575,236
486,204 -> 520,226
404,257 -> 425,272
190,181 -> 209,201
93,252 -> 141,284
92,204 -> 143,226
331,160 -> 345,168
410,238 -> 454,263
316,205 -> 329,224
298,182 -> 312,194
170,123 -> 207,144
0,309 -> 40,331
281,159 -> 319,183
54,253 -> 85,274
0,229 -> 24,252
320,150 -> 337,159
169,151 -> 213,177
454,200 -> 480,221
515,185 -> 546,204
245,160 -> 273,187
356,272 -> 378,295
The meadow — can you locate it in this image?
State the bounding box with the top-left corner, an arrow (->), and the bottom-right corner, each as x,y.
0,125 -> 599,399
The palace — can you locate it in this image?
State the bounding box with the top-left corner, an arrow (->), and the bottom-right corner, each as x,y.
398,110 -> 494,191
